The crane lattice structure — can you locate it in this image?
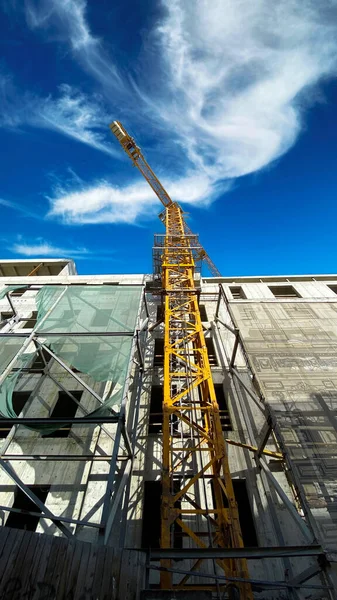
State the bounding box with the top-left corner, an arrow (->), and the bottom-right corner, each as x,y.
110,121 -> 253,599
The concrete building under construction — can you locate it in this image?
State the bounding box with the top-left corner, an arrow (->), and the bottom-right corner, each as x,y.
0,258 -> 336,599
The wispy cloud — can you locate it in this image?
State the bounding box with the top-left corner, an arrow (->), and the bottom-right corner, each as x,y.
11,238 -> 90,257
25,0 -> 123,92
0,76 -> 119,157
33,84 -> 119,157
0,198 -> 43,220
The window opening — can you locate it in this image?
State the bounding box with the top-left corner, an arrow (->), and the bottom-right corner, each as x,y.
172,479 -> 183,549
156,304 -> 164,322
10,288 -> 26,297
6,485 -> 50,531
211,479 -> 258,547
61,309 -> 81,326
141,480 -> 182,549
205,337 -> 218,366
1,312 -> 14,321
230,286 -> 246,300
199,304 -> 208,321
268,285 -> 300,298
30,348 -> 51,370
0,392 -> 31,438
149,386 -> 163,434
214,385 -> 232,431
91,309 -> 111,327
141,481 -> 161,548
22,311 -> 38,329
154,338 -> 164,367
328,285 -> 337,295
149,386 -> 177,434
43,391 -> 82,438
232,479 -> 258,547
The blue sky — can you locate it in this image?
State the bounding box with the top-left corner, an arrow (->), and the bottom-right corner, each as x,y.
1,0 -> 337,276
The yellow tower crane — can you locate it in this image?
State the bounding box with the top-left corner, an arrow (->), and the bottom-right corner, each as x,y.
110,121 -> 253,599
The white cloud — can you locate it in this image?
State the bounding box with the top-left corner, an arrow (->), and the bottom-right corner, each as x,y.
11,240 -> 89,257
48,181 -> 159,225
142,0 -> 337,181
47,171 -> 233,225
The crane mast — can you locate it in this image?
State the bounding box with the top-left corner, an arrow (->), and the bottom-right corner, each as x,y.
110,121 -> 253,598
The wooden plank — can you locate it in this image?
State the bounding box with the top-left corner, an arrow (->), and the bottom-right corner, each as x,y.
42,536 -> 68,599
80,540 -> 99,599
49,537 -> 69,598
31,533 -> 55,600
111,547 -> 122,596
16,530 -> 41,600
99,546 -> 116,600
118,549 -> 146,600
0,529 -> 26,597
73,539 -> 92,600
55,539 -> 77,600
4,529 -> 35,590
118,549 -> 133,600
0,527 -> 11,566
57,538 -> 84,600
90,545 -> 107,599
26,532 -> 51,598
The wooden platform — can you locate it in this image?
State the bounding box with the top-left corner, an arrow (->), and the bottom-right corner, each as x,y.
0,526 -> 146,599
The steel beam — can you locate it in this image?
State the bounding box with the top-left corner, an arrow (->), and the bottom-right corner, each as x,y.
256,418 -> 273,458
149,545 -> 323,560
0,416 -> 119,425
231,367 -> 266,414
258,458 -> 313,542
0,459 -> 73,538
147,563 -> 331,591
229,329 -> 240,369
36,341 -> 118,416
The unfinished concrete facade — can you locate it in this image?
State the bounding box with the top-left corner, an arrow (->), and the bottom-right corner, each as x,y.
0,261 -> 336,599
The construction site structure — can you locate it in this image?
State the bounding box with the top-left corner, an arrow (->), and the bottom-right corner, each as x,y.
0,220 -> 335,597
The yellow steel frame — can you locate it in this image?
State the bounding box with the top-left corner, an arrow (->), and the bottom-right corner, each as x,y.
110,121 -> 253,598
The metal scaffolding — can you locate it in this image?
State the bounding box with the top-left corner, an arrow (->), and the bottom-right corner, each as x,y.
0,283 -> 148,545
